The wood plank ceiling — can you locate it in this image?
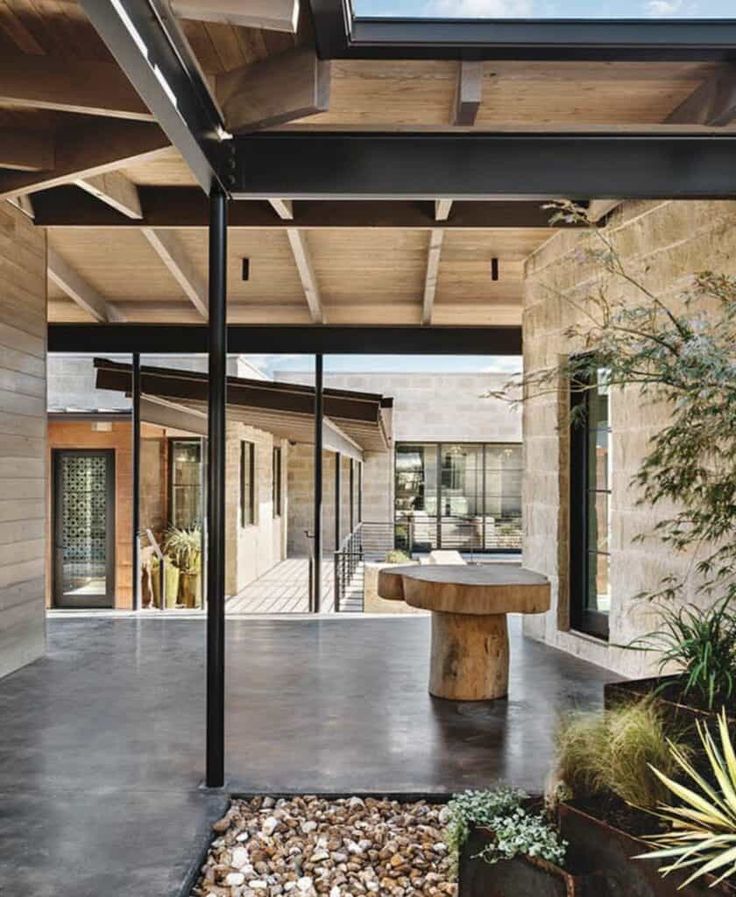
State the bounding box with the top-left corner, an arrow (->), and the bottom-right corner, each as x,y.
1,0 -> 733,328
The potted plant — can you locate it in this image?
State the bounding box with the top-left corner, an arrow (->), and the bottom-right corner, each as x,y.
446,787 -> 602,897
164,526 -> 202,608
151,553 -> 181,609
553,700 -> 736,896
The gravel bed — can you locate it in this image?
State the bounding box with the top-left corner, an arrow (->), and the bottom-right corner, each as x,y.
192,794 -> 456,897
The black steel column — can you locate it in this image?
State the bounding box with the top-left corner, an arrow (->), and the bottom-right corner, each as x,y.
131,352 -> 141,609
334,452 -> 341,550
313,354 -> 324,613
206,187 -> 227,788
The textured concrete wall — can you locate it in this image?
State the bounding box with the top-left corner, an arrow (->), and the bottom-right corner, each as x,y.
522,200 -> 736,676
0,203 -> 47,678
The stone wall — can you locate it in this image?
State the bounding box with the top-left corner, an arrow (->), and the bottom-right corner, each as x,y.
522,200 -> 736,676
0,203 -> 47,678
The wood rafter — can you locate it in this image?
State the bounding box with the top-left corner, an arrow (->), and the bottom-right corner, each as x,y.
141,228 -> 208,318
434,199 -> 453,222
7,195 -> 34,219
285,229 -> 324,324
422,228 -> 444,326
269,199 -> 294,220
0,129 -> 54,171
48,248 -> 122,323
667,63 -> 736,126
0,121 -> 169,201
454,61 -> 482,126
217,47 -> 330,133
170,0 -> 299,31
587,199 -> 621,222
75,172 -> 142,219
0,55 -> 153,121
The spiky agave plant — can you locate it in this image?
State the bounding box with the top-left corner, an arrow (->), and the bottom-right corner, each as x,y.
640,710 -> 736,889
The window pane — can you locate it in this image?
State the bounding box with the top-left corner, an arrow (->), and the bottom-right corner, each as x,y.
170,441 -> 202,529
241,441 -> 255,526
353,0 -> 733,19
395,444 -> 438,517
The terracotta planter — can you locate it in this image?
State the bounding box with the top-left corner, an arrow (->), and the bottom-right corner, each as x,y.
558,801 -> 736,897
179,571 -> 201,608
459,825 -> 603,897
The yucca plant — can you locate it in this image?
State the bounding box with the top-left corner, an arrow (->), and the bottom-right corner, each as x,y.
640,709 -> 736,888
163,526 -> 202,575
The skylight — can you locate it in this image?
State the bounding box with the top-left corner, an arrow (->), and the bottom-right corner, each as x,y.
354,0 -> 733,18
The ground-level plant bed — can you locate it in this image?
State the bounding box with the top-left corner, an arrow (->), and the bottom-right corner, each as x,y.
605,677 -> 736,727
458,825 -> 603,897
191,794 -> 455,897
558,800 -> 736,897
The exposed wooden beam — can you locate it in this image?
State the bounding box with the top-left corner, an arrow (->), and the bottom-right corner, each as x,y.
453,61 -> 482,126
33,189 -> 575,231
141,228 -> 208,318
434,199 -> 453,222
48,248 -> 122,323
75,172 -> 142,219
422,228 -> 444,326
0,130 -> 54,171
0,55 -> 153,121
269,198 -> 294,220
0,121 -> 169,201
587,199 -> 621,222
666,64 -> 736,126
285,229 -> 324,324
170,0 -> 299,32
217,46 -> 330,133
7,195 -> 34,219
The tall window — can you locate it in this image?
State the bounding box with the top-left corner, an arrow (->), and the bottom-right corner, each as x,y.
169,439 -> 203,529
272,445 -> 282,517
240,441 -> 255,527
570,367 -> 611,640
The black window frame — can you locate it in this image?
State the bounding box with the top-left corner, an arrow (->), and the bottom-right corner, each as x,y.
240,440 -> 256,527
272,445 -> 282,518
569,365 -> 611,641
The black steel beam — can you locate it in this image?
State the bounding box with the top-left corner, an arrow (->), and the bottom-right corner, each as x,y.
309,0 -> 736,61
32,186 -> 575,230
313,354 -> 324,614
232,132 -> 736,200
334,451 -> 341,552
131,353 -> 141,611
80,0 -> 228,193
205,188 -> 227,789
49,324 -> 522,355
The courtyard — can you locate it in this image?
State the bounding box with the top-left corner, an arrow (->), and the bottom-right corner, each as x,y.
0,615 -> 611,896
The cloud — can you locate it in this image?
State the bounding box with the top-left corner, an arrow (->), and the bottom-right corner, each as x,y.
424,0 -> 535,16
644,0 -> 683,14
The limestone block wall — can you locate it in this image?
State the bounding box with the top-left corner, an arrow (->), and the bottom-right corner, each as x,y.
522,200 -> 736,676
0,203 -> 47,678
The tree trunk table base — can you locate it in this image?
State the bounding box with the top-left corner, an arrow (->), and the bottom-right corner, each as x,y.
378,564 -> 550,703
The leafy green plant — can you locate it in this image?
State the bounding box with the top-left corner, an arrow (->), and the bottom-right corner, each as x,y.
632,596 -> 736,709
164,526 -> 202,574
556,701 -> 682,809
639,709 -> 736,888
385,549 -> 411,564
475,807 -> 568,868
445,787 -> 527,867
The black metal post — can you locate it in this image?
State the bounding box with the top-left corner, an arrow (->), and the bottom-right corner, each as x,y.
206,187 -> 227,789
131,352 -> 141,609
334,452 -> 341,552
313,354 -> 324,613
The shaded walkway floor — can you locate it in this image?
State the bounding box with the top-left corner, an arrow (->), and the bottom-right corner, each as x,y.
227,558 -> 335,614
0,616 -> 617,897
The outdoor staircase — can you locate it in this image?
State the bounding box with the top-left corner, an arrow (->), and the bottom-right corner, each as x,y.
337,562 -> 365,613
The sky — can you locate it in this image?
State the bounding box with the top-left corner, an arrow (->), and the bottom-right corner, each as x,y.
246,354 -> 522,377
355,0 -> 733,17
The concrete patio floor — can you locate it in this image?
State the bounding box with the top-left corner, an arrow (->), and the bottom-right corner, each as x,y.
0,615 -> 616,897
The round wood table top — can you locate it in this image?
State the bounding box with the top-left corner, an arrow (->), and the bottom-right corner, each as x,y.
378,563 -> 551,616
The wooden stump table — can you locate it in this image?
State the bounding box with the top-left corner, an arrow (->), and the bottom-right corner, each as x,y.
378,564 -> 551,701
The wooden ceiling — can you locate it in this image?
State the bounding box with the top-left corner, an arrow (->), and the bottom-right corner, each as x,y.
1,0 -> 733,329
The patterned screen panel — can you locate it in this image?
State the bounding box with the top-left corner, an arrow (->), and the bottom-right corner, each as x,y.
59,454 -> 110,599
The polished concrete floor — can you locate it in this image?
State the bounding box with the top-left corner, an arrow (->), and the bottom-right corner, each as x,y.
0,616 -> 616,897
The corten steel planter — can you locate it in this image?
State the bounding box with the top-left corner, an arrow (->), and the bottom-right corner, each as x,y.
605,677 -> 736,731
558,801 -> 736,897
458,825 -> 603,897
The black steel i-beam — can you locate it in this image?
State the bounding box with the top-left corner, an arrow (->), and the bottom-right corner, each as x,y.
205,188 -> 228,789
313,354 -> 324,614
131,352 -> 141,610
232,132 -> 736,200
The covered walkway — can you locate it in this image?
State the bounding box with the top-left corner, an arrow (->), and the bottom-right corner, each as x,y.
0,616 -> 614,896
